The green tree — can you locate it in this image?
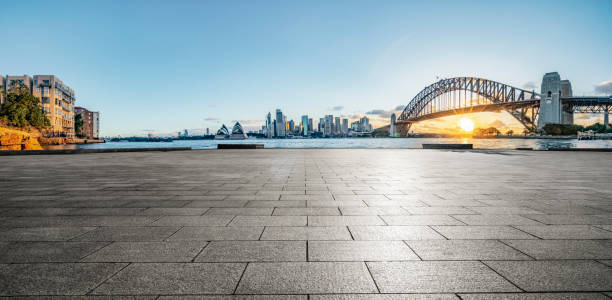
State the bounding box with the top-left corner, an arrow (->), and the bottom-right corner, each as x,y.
506,130 -> 514,136
74,113 -> 83,137
0,84 -> 50,128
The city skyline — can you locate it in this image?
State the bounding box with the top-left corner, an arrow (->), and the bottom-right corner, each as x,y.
1,1 -> 611,136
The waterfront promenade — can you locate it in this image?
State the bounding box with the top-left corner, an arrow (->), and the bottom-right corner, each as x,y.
1,149 -> 612,298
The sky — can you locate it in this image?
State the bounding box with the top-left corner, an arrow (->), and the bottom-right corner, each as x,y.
1,0 -> 611,136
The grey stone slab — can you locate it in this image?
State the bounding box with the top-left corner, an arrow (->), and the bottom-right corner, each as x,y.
308,216 -> 385,226
0,227 -> 96,241
246,200 -> 306,207
309,241 -> 419,261
64,208 -> 146,216
205,208 -> 273,215
185,200 -> 247,207
72,227 -> 180,241
310,295 -> 459,300
469,206 -> 544,214
431,225 -> 537,239
0,216 -> 158,227
451,214 -> 543,225
349,226 -> 445,240
485,260 -> 612,291
406,240 -> 531,260
82,241 -> 207,262
339,207 -> 410,215
195,241 -> 305,262
229,216 -> 307,226
0,242 -> 107,262
0,296 -> 157,299
381,215 -> 464,225
140,208 -> 209,215
515,225 -> 612,239
367,261 -> 519,293
236,262 -> 377,294
405,207 -> 476,215
364,200 -> 426,207
307,200 -> 366,207
521,214 -> 612,225
159,296 -> 305,300
502,240 -> 612,259
168,226 -> 264,241
459,293 -> 610,300
273,207 -> 340,216
151,215 -> 234,226
92,263 -> 245,295
596,224 -> 612,231
0,263 -> 127,296
260,226 -> 352,240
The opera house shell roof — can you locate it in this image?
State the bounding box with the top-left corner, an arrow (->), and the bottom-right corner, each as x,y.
215,124 -> 230,139
231,122 -> 248,139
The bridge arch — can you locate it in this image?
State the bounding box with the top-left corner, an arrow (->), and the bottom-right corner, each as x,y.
398,77 -> 541,132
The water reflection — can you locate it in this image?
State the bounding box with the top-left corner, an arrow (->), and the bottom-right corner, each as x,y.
43,138 -> 612,151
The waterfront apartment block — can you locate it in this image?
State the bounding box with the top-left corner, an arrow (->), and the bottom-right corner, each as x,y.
75,106 -> 99,139
1,75 -> 76,137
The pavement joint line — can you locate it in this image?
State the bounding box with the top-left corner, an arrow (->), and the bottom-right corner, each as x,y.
402,240 -> 424,261
189,241 -> 210,262
78,241 -> 115,261
479,260 -> 526,292
163,226 -> 185,241
363,261 -> 381,293
85,262 -> 131,295
427,225 -> 449,240
508,224 -> 544,239
495,239 -> 537,261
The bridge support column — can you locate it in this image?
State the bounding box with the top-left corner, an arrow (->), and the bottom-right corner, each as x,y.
605,111 -> 609,130
397,122 -> 412,137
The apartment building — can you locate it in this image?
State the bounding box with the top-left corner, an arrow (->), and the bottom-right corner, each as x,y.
1,75 -> 76,137
75,107 -> 99,139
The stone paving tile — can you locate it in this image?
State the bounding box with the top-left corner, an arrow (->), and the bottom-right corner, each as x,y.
0,263 -> 127,296
431,225 -> 537,239
229,216 -> 307,226
235,262 -> 377,294
0,242 -> 107,262
521,214 -> 612,225
308,216 -> 385,226
459,293 -> 610,299
515,225 -> 612,239
469,207 -> 544,214
306,200 -> 366,207
82,241 -> 208,262
451,214 -> 543,225
339,207 -> 410,215
205,208 -> 274,215
309,241 -> 419,261
0,296 -> 158,299
485,260 -> 612,291
168,226 -> 264,241
0,216 -> 158,227
273,207 -> 340,216
246,200 -> 306,207
159,296 -> 305,300
404,207 -> 476,215
367,261 -> 519,293
92,263 -> 245,295
0,227 -> 96,241
349,226 -> 445,240
260,226 -> 352,240
139,208 -> 209,215
185,200 -> 247,207
381,215 -> 464,225
502,239 -> 612,259
364,200 -> 426,207
310,295 -> 459,300
195,241 -> 306,262
151,215 -> 234,226
72,227 -> 180,241
406,240 -> 532,260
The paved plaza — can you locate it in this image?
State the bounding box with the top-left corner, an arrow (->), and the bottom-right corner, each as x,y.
1,149 -> 612,299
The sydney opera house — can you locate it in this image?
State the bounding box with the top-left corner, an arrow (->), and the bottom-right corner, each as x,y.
215,122 -> 248,140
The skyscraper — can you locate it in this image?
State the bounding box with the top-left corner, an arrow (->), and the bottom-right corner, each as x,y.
301,115 -> 309,136
389,113 -> 396,137
334,117 -> 341,136
342,118 -> 348,135
275,109 -> 285,137
266,112 -> 273,138
324,115 -> 333,137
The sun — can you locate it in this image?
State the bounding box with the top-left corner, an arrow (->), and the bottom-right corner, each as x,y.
458,118 -> 475,132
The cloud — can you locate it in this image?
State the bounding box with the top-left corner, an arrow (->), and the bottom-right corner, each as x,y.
594,80 -> 612,95
487,120 -> 507,129
205,117 -> 219,121
523,81 -> 538,90
331,106 -> 344,111
233,119 -> 263,125
366,109 -> 386,115
394,105 -> 405,111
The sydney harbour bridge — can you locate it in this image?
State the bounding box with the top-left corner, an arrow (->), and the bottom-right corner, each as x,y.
395,72 -> 612,136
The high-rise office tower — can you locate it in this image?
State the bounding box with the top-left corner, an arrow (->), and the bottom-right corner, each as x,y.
275,109 -> 285,137
324,115 -> 333,137
301,115 -> 309,136
342,118 -> 348,135
308,118 -> 313,134
266,112 -> 273,138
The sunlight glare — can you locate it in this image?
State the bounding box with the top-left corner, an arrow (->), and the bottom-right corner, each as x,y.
458,118 -> 475,132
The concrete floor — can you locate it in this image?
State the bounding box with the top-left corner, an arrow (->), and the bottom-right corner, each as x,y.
1,149 -> 612,299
